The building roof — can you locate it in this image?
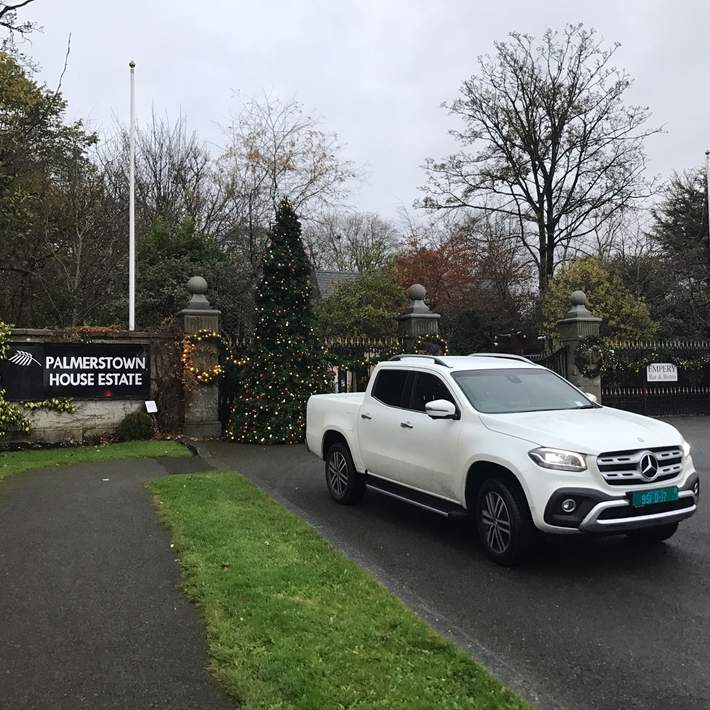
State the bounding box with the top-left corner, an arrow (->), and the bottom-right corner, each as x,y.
313,270 -> 359,298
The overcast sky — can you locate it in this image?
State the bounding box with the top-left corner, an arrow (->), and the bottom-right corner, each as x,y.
20,0 -> 710,221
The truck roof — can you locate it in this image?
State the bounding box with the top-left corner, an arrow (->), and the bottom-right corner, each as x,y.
384,354 -> 542,372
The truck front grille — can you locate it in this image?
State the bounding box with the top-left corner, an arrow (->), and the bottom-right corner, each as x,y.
596,446 -> 683,486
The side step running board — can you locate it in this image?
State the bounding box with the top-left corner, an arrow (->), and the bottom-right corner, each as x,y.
365,474 -> 469,519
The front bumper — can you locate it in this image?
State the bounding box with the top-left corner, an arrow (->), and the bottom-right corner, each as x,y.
542,474 -> 699,533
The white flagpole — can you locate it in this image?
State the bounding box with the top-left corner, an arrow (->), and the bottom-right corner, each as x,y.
705,150 -> 710,255
129,60 -> 136,331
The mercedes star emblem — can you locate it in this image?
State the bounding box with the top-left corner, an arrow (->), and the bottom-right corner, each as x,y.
639,452 -> 659,479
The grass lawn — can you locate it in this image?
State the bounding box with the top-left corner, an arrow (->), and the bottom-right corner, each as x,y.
0,440 -> 190,482
150,472 -> 531,710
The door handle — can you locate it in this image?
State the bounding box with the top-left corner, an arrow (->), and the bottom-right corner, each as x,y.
400,421 -> 414,429
361,413 -> 372,420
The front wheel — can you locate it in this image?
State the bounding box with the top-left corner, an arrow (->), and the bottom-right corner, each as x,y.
475,478 -> 534,566
626,522 -> 678,544
325,443 -> 366,505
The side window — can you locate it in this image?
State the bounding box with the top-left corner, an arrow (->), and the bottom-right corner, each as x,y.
372,369 -> 410,408
410,373 -> 455,412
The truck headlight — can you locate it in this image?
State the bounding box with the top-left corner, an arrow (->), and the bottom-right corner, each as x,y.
682,439 -> 691,459
529,447 -> 587,472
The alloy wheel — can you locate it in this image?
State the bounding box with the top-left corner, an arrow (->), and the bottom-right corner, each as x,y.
481,490 -> 512,554
327,450 -> 349,498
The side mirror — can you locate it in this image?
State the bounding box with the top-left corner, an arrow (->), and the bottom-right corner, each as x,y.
425,399 -> 458,420
584,392 -> 598,404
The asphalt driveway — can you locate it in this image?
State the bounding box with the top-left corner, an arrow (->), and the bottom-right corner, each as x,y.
206,416 -> 710,710
0,454 -> 231,710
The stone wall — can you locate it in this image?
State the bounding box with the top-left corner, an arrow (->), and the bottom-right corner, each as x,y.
18,400 -> 145,444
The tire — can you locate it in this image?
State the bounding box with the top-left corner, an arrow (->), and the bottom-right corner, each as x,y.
325,442 -> 366,505
475,477 -> 534,566
626,522 -> 679,544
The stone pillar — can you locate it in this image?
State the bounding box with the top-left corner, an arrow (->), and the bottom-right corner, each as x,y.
397,284 -> 441,353
178,276 -> 222,438
556,290 -> 603,402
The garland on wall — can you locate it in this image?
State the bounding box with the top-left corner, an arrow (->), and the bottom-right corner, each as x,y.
181,329 -> 248,385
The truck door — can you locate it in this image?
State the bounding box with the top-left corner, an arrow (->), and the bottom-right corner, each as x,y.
394,371 -> 462,500
357,368 -> 412,479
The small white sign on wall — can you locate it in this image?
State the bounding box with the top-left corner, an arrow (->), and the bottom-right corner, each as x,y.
646,363 -> 678,382
145,400 -> 158,413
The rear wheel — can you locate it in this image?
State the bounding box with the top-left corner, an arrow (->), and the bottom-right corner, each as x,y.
475,477 -> 533,566
626,522 -> 678,543
325,443 -> 366,505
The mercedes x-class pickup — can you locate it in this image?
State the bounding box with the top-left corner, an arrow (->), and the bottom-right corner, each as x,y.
305,354 -> 699,565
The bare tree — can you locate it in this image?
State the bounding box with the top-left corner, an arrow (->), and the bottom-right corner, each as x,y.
304,211 -> 398,272
420,24 -> 660,292
0,1 -> 37,39
219,95 -> 357,268
99,112 -> 228,239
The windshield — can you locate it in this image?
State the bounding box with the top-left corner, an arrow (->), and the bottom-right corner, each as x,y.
452,368 -> 598,414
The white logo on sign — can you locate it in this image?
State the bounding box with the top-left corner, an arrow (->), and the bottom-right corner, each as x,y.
8,350 -> 42,367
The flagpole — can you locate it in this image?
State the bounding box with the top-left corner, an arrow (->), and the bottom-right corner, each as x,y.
129,60 -> 136,331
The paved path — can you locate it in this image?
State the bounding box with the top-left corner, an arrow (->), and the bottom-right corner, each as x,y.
206,417 -> 710,710
0,455 -> 232,710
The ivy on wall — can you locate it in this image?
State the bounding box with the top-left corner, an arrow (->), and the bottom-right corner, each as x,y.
21,399 -> 77,414
0,322 -> 31,437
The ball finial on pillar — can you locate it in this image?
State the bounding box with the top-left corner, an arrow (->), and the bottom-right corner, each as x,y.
187,275 -> 208,296
570,290 -> 588,307
407,283 -> 427,302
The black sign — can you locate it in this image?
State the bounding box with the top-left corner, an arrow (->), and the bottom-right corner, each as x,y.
0,343 -> 150,400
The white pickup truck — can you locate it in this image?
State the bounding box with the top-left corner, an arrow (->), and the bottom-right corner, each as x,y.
306,354 -> 699,565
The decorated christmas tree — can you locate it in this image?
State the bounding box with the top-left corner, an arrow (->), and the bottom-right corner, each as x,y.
228,199 -> 332,444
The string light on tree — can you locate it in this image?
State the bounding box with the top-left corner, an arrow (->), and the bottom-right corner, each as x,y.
228,199 -> 331,444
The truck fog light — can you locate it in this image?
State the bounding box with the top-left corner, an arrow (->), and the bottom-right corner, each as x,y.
561,498 -> 577,513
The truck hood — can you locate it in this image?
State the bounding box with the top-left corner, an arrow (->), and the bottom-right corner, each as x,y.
479,406 -> 683,454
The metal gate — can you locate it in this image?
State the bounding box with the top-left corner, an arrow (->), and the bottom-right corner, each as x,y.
528,346 -> 568,378
601,340 -> 710,416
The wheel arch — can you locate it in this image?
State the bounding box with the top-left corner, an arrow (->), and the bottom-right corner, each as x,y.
464,460 -> 531,516
322,429 -> 350,457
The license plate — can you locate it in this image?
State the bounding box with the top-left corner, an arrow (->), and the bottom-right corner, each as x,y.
631,486 -> 679,508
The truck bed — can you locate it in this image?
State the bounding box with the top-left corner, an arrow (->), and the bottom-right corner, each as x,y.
306,392 -> 365,460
